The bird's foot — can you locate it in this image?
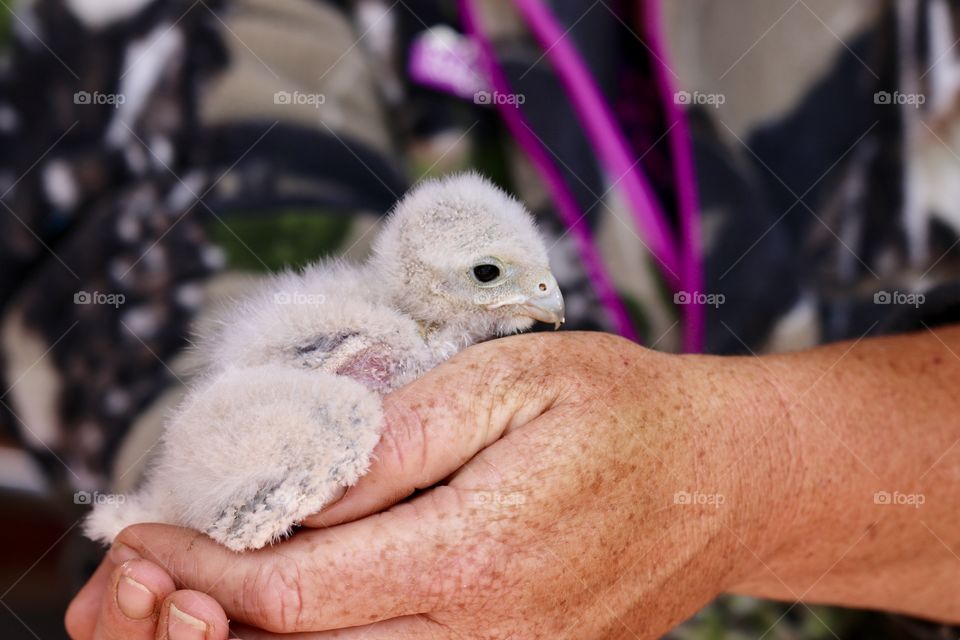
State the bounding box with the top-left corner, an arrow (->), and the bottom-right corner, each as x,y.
205,469 -> 342,551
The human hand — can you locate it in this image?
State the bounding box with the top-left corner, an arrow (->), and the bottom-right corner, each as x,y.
67,332 -> 792,639
63,546 -> 230,640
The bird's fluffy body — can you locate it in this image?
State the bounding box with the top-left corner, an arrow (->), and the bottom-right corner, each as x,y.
204,261 -> 456,393
85,173 -> 563,551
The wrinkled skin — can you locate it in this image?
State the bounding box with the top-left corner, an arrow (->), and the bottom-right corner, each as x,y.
65,331 -> 960,639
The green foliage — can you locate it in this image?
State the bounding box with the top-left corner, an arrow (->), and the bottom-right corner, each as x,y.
669,596 -> 885,640
208,210 -> 352,272
0,4 -> 11,51
618,292 -> 654,347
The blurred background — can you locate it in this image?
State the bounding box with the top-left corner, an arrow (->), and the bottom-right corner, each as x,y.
1,0 -> 959,638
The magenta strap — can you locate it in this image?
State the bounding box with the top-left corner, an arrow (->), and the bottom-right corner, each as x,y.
460,0 -> 705,351
459,0 -> 640,341
642,0 -> 705,352
512,0 -> 683,287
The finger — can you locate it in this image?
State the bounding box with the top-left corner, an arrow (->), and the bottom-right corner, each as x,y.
231,614 -> 452,639
156,590 -> 230,640
303,334 -> 567,527
91,559 -> 176,640
65,558 -> 115,640
115,485 -> 495,633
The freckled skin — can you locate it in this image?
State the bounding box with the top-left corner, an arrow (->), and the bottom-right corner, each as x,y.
68,330 -> 960,639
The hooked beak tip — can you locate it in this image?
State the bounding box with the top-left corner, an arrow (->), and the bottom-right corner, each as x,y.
518,285 -> 565,329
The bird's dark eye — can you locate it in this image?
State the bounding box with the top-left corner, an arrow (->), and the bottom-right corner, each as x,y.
472,264 -> 501,283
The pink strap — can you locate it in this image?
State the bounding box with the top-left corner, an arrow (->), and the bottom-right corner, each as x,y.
459,0 -> 639,341
512,0 -> 683,286
642,0 -> 704,352
458,0 -> 705,351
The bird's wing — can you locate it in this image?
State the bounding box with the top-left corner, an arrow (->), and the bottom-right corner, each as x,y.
198,264 -> 429,393
293,329 -> 408,393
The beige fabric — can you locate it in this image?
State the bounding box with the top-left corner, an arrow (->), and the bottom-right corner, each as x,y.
200,0 -> 392,152
663,0 -> 882,138
1,309 -> 63,450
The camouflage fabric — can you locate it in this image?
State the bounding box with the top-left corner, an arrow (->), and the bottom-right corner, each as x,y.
0,0 -> 957,638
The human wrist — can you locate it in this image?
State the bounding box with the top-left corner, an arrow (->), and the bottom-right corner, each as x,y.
719,340 -> 915,600
670,352 -> 807,591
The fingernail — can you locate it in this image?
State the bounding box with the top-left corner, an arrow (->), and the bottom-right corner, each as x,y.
320,485 -> 348,512
116,576 -> 155,620
109,542 -> 140,564
168,604 -> 207,640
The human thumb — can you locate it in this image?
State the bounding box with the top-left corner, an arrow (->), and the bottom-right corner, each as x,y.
301,334 -> 565,527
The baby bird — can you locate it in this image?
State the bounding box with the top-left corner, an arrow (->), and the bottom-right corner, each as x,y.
85,172 -> 564,551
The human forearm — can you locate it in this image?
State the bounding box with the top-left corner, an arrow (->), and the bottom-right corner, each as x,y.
730,325 -> 960,621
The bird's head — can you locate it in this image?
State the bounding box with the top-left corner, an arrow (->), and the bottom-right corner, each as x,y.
370,172 -> 564,339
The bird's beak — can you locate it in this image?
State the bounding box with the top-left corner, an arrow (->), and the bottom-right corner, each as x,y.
518,273 -> 565,330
